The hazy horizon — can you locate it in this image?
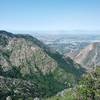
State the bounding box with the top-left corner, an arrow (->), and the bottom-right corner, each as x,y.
5,30 -> 100,35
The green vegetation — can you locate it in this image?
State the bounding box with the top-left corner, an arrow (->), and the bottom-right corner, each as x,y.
46,67 -> 100,100
0,35 -> 8,46
77,68 -> 100,100
0,31 -> 99,100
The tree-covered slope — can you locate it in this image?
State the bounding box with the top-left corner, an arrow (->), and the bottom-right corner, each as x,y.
46,67 -> 100,100
0,30 -> 85,99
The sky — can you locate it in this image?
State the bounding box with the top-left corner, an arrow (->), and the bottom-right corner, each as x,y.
0,0 -> 100,31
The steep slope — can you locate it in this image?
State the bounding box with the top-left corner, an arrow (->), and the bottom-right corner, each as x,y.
74,42 -> 100,70
0,32 -> 57,75
46,67 -> 100,100
0,30 -> 85,99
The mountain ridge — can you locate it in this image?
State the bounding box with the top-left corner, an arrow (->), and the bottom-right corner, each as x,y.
0,30 -> 85,99
74,42 -> 100,71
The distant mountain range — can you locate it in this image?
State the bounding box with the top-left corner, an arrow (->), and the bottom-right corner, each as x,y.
33,32 -> 100,71
74,42 -> 100,71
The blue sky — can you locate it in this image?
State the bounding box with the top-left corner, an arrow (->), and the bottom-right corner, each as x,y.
0,0 -> 100,31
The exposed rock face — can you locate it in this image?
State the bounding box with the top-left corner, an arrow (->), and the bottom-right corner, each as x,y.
74,42 -> 100,70
34,97 -> 40,100
6,96 -> 12,100
0,31 -> 57,75
0,30 -> 85,99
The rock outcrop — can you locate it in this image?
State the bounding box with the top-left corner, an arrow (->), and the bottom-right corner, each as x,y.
74,42 -> 100,70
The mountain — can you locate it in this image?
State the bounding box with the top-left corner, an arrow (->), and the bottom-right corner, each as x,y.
0,30 -> 85,99
46,67 -> 100,100
74,42 -> 100,70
